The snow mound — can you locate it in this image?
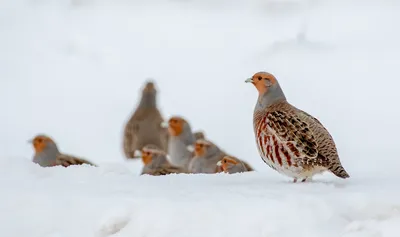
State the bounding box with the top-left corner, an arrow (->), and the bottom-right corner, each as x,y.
1,159 -> 400,237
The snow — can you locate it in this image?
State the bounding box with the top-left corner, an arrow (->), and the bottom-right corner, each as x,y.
1,0 -> 400,236
2,157 -> 400,237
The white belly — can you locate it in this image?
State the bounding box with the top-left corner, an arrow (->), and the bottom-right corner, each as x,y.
256,134 -> 325,179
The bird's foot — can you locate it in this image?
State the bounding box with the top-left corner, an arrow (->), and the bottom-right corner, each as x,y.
293,178 -> 297,183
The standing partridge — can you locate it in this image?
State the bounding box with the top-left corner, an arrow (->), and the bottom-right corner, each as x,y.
29,134 -> 96,167
188,139 -> 225,174
246,71 -> 349,182
217,156 -> 251,174
167,116 -> 196,169
123,81 -> 169,159
140,144 -> 186,176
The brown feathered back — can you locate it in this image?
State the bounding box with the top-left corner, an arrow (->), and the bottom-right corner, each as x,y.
123,81 -> 169,159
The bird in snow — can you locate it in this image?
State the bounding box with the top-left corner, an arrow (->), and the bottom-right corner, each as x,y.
140,144 -> 186,176
122,80 -> 169,159
188,139 -> 226,174
245,71 -> 349,182
29,134 -> 96,167
217,156 -> 253,174
167,116 -> 198,169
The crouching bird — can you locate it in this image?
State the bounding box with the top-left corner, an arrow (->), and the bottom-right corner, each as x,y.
140,144 -> 187,176
188,139 -> 225,174
217,156 -> 253,174
29,134 -> 96,167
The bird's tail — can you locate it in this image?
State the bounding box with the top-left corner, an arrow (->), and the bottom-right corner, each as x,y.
329,163 -> 350,179
242,161 -> 254,172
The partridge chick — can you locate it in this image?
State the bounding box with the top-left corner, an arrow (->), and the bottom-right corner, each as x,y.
188,139 -> 225,174
123,81 -> 169,159
29,134 -> 96,167
245,71 -> 349,182
140,144 -> 186,176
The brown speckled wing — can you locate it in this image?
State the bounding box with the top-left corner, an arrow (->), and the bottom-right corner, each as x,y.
123,118 -> 140,159
263,110 -> 330,167
123,108 -> 169,158
296,109 -> 348,176
149,165 -> 186,176
56,154 -> 96,167
267,111 -> 318,156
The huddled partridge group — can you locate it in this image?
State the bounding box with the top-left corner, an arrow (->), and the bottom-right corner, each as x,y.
29,71 -> 349,182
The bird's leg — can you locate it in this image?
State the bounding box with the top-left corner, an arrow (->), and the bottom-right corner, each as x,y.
293,178 -> 297,183
301,176 -> 314,182
301,176 -> 313,182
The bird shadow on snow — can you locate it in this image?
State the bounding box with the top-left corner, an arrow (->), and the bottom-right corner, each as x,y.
165,172 -> 349,190
268,174 -> 349,189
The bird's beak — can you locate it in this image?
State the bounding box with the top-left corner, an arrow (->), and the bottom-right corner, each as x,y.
186,145 -> 194,152
216,160 -> 222,166
245,78 -> 254,83
27,139 -> 33,144
160,121 -> 169,128
133,150 -> 142,158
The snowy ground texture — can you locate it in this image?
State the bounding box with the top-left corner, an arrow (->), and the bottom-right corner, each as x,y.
1,0 -> 400,236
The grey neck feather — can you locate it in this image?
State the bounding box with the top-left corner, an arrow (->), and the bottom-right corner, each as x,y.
255,82 -> 287,110
180,123 -> 195,145
168,124 -> 195,167
33,142 -> 61,167
138,92 -> 156,109
204,145 -> 221,159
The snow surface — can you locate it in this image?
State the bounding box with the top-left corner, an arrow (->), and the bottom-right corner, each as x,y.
1,0 -> 400,236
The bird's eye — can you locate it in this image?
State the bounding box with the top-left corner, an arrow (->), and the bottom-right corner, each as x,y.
257,76 -> 262,81
37,138 -> 43,143
223,160 -> 227,163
